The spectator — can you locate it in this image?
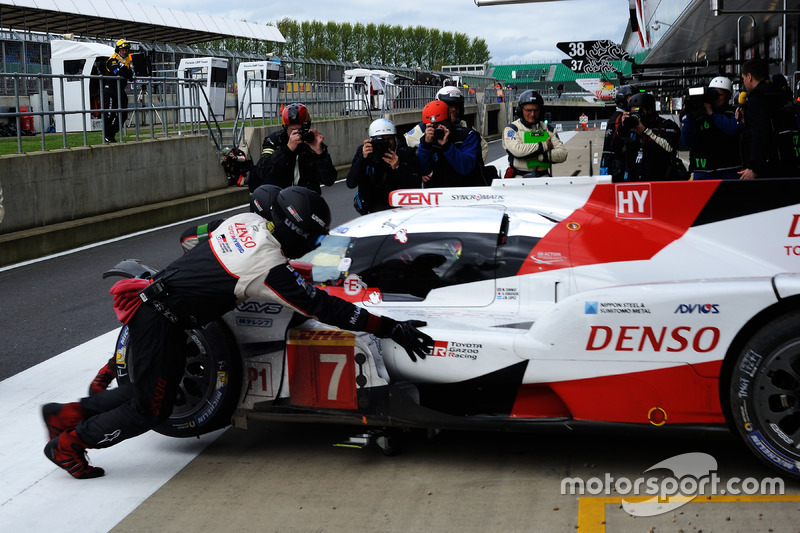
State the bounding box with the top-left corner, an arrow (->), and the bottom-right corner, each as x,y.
502,90 -> 568,178
249,103 -> 337,194
738,59 -> 798,179
617,92 -> 681,181
417,100 -> 485,188
102,39 -> 134,143
680,77 -> 743,180
347,118 -> 421,214
405,86 -> 489,163
600,84 -> 640,180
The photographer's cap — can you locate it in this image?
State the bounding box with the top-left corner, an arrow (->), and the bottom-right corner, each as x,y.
709,76 -> 733,94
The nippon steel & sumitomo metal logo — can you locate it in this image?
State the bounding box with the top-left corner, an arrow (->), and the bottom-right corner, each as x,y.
560,452 -> 785,516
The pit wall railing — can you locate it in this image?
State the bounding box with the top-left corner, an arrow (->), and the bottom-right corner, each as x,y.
0,72 -> 223,154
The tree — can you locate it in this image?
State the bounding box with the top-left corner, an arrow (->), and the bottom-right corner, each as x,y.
469,37 -> 491,65
363,23 -> 379,64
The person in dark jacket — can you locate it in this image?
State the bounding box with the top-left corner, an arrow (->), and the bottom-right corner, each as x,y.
249,103 -> 337,194
738,59 -> 797,179
41,187 -> 433,479
417,100 -> 485,188
616,92 -> 681,182
102,39 -> 134,143
347,118 -> 421,214
680,77 -> 743,180
600,84 -> 640,180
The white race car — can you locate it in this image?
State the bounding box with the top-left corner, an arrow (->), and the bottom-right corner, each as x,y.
114,177 -> 800,478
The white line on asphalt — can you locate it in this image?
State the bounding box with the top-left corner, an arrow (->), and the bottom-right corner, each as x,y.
0,330 -> 224,532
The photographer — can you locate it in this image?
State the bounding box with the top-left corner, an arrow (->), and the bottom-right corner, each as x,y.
249,103 -> 337,194
680,77 -> 742,180
347,118 -> 421,214
417,100 -> 486,187
617,92 -> 681,181
600,84 -> 640,180
102,39 -> 134,143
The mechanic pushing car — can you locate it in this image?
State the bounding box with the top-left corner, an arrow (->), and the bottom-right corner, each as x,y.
41,186 -> 433,479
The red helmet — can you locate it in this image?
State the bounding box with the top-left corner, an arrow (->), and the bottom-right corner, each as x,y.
281,103 -> 311,128
422,100 -> 449,124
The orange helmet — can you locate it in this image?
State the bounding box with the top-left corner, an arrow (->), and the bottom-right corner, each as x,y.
281,103 -> 311,128
422,100 -> 449,124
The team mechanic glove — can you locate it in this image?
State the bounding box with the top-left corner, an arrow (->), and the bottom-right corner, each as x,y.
376,318 -> 433,362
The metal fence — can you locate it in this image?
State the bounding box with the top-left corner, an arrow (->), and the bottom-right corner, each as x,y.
0,70 -> 489,155
0,71 -> 222,154
232,77 -> 481,148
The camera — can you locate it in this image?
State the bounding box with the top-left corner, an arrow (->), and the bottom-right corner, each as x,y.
297,128 -> 316,144
622,113 -> 640,129
684,86 -> 719,118
368,137 -> 390,160
433,127 -> 446,141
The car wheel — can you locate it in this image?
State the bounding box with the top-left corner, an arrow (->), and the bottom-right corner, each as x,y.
114,320 -> 243,438
729,312 -> 800,478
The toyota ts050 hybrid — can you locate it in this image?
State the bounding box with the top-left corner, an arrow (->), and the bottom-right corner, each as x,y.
111,176 -> 800,478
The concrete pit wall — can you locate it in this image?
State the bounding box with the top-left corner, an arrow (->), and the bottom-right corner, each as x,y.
0,135 -> 239,266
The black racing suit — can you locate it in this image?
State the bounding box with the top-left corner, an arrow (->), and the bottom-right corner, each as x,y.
76,213 -> 390,449
102,53 -> 133,141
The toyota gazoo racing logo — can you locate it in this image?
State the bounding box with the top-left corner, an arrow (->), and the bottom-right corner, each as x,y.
674,303 -> 720,314
432,340 -> 481,360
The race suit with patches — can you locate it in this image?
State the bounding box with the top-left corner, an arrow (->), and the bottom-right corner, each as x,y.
502,118 -> 567,177
76,212 -> 386,449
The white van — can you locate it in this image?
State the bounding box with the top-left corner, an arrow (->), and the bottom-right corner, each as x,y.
343,68 -> 399,113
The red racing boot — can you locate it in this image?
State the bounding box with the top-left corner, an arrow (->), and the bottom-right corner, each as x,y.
42,402 -> 85,442
44,430 -> 104,479
88,359 -> 116,396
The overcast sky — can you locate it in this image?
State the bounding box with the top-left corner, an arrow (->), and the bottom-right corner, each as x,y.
152,0 -> 630,64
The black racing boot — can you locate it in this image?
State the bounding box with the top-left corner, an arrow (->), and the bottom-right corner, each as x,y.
44,430 -> 104,479
42,402 -> 85,442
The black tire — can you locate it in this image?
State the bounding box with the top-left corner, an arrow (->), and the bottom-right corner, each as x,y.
729,312 -> 800,479
114,320 -> 243,438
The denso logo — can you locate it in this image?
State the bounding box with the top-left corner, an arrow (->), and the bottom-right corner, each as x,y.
586,325 -> 720,352
675,303 -> 719,314
615,183 -> 652,219
392,191 -> 443,206
788,214 -> 800,237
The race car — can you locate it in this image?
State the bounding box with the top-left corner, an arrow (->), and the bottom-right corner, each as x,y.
112,176 -> 800,478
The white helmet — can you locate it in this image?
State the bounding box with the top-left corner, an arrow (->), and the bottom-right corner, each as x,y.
437,86 -> 464,107
368,118 -> 396,138
709,76 -> 732,93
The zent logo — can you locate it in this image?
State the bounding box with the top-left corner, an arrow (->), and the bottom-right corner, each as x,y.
391,191 -> 443,207
615,183 -> 652,219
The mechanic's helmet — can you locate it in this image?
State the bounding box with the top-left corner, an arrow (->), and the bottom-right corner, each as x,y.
270,186 -> 331,259
708,76 -> 733,94
627,92 -> 656,114
615,84 -> 640,110
437,86 -> 465,112
515,90 -> 544,125
368,118 -> 397,138
281,103 -> 312,129
250,184 -> 282,221
422,100 -> 450,124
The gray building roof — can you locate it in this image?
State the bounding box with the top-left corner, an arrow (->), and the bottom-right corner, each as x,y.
0,0 -> 284,45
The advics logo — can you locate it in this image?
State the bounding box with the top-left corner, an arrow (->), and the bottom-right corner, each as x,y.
675,303 -> 719,314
